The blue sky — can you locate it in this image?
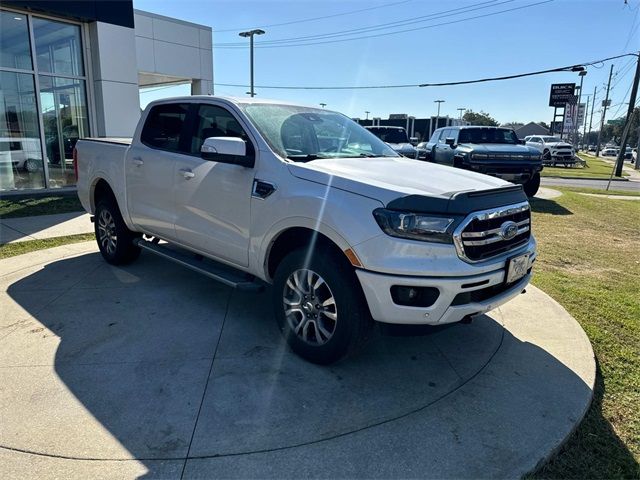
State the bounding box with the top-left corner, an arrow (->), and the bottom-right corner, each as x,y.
134,0 -> 639,124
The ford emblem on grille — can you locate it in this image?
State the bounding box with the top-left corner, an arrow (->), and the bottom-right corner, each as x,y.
500,221 -> 519,240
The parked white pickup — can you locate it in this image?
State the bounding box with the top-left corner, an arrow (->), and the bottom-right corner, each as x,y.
75,96 -> 536,364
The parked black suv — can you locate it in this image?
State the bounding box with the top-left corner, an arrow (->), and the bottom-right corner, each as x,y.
418,126 -> 543,197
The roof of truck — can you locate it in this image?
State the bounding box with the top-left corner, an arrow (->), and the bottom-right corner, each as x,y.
147,95 -> 312,108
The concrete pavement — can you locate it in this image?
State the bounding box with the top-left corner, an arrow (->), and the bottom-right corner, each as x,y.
0,212 -> 92,244
0,242 -> 595,479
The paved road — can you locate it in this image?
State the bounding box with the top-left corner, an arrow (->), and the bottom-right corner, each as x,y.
0,243 -> 596,479
542,177 -> 640,192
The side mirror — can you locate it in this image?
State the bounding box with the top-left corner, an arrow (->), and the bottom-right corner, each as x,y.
518,139 -> 526,145
445,137 -> 456,148
201,137 -> 254,168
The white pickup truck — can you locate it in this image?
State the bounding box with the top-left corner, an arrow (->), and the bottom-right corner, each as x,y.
75,96 -> 536,364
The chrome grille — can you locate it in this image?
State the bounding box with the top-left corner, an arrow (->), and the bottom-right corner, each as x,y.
453,202 -> 531,262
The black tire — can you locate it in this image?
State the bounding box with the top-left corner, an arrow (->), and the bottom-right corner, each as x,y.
523,172 -> 541,197
94,197 -> 141,265
272,246 -> 372,364
23,158 -> 40,173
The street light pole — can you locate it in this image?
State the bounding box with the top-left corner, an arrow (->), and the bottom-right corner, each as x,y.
434,100 -> 445,134
365,111 -> 370,120
238,29 -> 265,97
574,70 -> 587,147
457,108 -> 465,121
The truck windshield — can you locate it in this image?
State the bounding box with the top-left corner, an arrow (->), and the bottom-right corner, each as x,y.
367,127 -> 409,144
458,128 -> 519,145
240,104 -> 398,161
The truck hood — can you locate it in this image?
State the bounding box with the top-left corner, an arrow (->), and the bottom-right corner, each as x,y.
287,156 -> 509,205
386,142 -> 417,154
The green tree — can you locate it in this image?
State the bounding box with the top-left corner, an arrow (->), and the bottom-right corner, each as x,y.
462,110 -> 499,126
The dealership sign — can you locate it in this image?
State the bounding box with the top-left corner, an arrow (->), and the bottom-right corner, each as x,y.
549,83 -> 576,107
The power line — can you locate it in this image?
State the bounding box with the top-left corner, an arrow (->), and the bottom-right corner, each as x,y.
216,0 -> 504,46
214,0 -> 554,49
213,0 -> 413,33
214,52 -> 638,91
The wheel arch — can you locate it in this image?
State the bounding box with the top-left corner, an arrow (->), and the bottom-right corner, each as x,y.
264,226 -> 359,282
91,177 -> 116,213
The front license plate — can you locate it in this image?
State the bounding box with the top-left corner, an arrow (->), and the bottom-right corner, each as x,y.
506,253 -> 530,284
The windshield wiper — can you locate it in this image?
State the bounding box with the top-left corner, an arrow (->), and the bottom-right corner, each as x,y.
286,154 -> 330,162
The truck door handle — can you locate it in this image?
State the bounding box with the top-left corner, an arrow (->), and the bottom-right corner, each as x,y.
179,168 -> 195,179
132,157 -> 144,166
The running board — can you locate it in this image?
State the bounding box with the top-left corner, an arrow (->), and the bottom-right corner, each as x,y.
133,238 -> 263,291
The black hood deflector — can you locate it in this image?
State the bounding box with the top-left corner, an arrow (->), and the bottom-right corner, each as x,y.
386,185 -> 528,216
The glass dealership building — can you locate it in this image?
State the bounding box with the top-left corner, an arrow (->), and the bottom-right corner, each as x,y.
0,0 -> 213,192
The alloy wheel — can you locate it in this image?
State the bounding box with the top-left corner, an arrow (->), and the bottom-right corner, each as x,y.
97,209 -> 117,255
282,269 -> 338,346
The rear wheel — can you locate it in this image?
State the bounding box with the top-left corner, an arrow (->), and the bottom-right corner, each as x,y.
523,172 -> 541,197
94,198 -> 141,265
272,247 -> 372,364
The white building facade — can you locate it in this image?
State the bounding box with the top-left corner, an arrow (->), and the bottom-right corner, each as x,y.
0,0 -> 213,192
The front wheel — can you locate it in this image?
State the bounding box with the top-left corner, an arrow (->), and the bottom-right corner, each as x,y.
523,172 -> 541,197
272,247 -> 372,364
94,198 -> 141,265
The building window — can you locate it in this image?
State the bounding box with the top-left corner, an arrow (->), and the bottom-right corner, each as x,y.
0,70 -> 45,190
0,9 -> 90,191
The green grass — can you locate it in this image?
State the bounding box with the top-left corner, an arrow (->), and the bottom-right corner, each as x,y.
0,233 -> 95,259
541,154 -> 629,179
528,191 -> 640,478
0,194 -> 83,219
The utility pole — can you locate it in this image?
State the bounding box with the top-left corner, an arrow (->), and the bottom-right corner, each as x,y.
614,52 -> 640,177
319,103 -> 327,108
595,64 -> 614,157
581,93 -> 590,150
238,29 -> 265,97
587,86 -> 597,149
365,110 -> 370,120
457,107 -> 465,121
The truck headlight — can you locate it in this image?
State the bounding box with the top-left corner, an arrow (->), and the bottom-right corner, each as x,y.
373,209 -> 456,243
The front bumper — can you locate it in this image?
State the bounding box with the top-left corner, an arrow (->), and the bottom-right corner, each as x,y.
356,251 -> 535,325
463,162 -> 542,184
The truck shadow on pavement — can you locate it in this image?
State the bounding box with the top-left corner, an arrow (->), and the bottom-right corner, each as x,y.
2,251 -> 634,478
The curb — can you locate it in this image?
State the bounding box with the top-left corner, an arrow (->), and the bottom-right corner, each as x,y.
542,175 -> 630,181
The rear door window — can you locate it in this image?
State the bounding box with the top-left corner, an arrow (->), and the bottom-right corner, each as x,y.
141,103 -> 190,153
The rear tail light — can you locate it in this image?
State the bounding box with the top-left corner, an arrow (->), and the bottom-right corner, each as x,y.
73,147 -> 78,181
